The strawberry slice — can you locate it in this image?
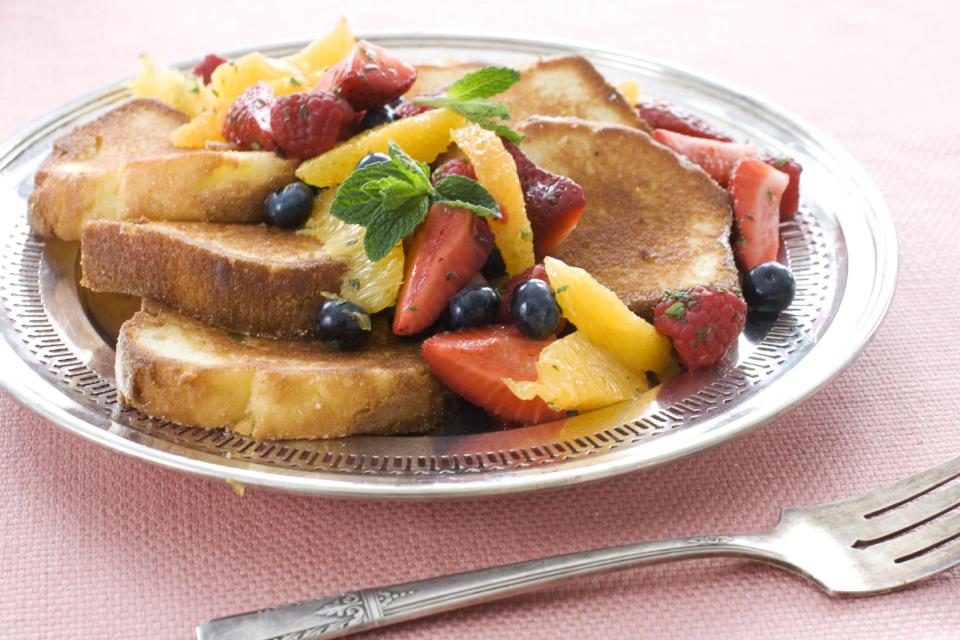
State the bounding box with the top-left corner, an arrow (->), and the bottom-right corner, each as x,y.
636,99 -> 733,141
316,40 -> 417,111
652,129 -> 755,187
762,156 -> 803,220
503,141 -> 585,259
422,325 -> 564,425
496,264 -> 549,323
392,202 -> 494,335
730,158 -> 789,270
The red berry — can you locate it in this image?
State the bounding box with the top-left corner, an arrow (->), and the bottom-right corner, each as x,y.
652,129 -> 755,187
192,53 -> 226,85
421,325 -> 564,425
762,156 -> 803,220
222,82 -> 277,151
730,158 -> 789,270
636,99 -> 733,142
269,91 -> 355,159
654,286 -> 746,370
502,141 -> 586,260
431,158 -> 476,184
496,264 -> 549,323
393,99 -> 432,119
316,40 -> 417,111
392,202 -> 494,336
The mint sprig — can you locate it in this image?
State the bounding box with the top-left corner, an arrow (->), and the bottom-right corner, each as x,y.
330,141 -> 501,262
412,66 -> 523,143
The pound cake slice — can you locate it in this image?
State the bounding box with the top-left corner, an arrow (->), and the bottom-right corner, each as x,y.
518,116 -> 738,317
29,99 -> 297,240
409,55 -> 646,130
81,220 -> 345,339
116,302 -> 450,440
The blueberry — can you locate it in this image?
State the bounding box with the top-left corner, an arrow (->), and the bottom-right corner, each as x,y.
481,248 -> 507,279
264,182 -> 314,229
358,106 -> 396,131
356,152 -> 391,170
511,279 -> 561,339
447,285 -> 500,330
312,299 -> 371,350
741,262 -> 796,314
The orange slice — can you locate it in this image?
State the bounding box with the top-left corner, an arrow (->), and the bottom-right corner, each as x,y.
295,108 -> 466,188
505,331 -> 647,411
544,257 -> 672,373
450,123 -> 534,276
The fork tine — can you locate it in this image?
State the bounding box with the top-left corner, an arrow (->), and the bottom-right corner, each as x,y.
869,510 -> 960,566
854,482 -> 960,547
879,528 -> 960,589
848,455 -> 960,516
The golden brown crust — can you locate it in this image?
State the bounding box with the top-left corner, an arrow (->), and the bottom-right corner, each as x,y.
518,116 -> 738,317
81,220 -> 346,339
116,303 -> 450,440
28,98 -> 297,241
410,56 -> 646,131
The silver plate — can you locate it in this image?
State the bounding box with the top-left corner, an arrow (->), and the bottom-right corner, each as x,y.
0,35 -> 897,498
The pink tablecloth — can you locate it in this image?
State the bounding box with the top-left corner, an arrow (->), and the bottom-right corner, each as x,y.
2,1 -> 958,638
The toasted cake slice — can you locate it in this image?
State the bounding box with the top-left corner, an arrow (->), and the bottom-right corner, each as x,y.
409,56 -> 646,130
81,220 -> 346,339
28,99 -> 297,241
116,302 -> 450,440
518,116 -> 737,317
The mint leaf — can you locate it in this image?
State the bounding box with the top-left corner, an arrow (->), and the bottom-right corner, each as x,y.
433,175 -> 501,219
364,195 -> 429,261
446,67 -> 520,101
412,66 -> 523,143
332,140 -> 503,262
387,140 -> 433,193
331,162 -> 413,224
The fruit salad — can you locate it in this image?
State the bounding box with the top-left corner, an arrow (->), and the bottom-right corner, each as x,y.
133,19 -> 802,429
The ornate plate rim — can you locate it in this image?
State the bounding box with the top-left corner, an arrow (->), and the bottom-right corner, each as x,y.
0,33 -> 898,499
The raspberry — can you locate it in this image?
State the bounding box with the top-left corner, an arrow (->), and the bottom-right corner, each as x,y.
222,82 -> 277,151
653,286 -> 746,369
431,158 -> 476,184
192,53 -> 226,85
270,91 -> 355,159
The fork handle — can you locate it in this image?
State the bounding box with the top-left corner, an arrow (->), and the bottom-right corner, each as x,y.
196,533 -> 778,640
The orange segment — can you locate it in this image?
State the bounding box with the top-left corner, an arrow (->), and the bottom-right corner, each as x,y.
295,108 -> 467,188
544,257 -> 672,373
170,109 -> 225,147
285,17 -> 356,74
299,188 -> 404,313
450,123 -> 534,276
505,331 -> 647,411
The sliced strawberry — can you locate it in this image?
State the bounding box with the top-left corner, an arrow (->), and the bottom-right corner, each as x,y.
496,264 -> 549,323
316,40 -> 417,111
431,158 -> 476,183
503,141 -> 585,259
762,156 -> 803,220
636,99 -> 733,141
192,53 -> 226,85
392,202 -> 494,335
730,158 -> 789,270
652,129 -> 755,187
422,325 -> 564,425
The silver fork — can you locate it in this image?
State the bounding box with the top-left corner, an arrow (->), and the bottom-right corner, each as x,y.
197,455 -> 960,640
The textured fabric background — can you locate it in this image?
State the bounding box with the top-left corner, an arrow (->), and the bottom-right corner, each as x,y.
1,1 -> 958,638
